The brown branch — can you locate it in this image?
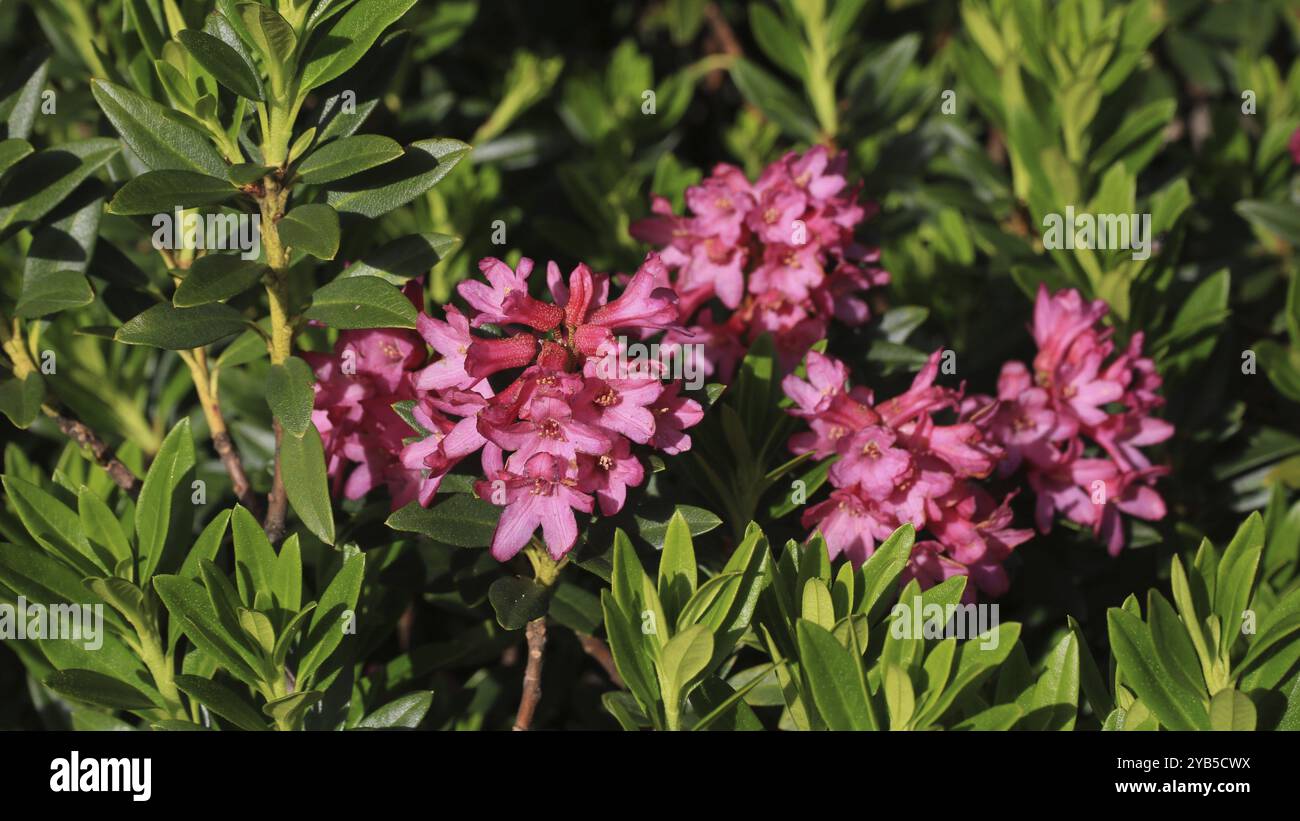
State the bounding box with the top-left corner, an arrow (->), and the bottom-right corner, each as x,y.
704,2 -> 742,57
579,633 -> 624,689
45,407 -> 140,495
213,429 -> 260,516
512,617 -> 548,731
185,349 -> 261,517
263,421 -> 288,543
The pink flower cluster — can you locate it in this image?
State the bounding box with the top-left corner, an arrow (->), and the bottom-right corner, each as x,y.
962,285 -> 1172,555
782,285 -> 1173,599
307,256 -> 704,562
304,281 -> 428,507
631,146 -> 888,378
783,349 -> 1032,599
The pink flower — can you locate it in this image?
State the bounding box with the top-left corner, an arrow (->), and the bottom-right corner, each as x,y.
831,426 -> 912,498
969,285 -> 1172,554
631,146 -> 887,380
476,452 -> 594,561
785,350 -> 1021,598
459,257 -> 535,327
298,254 -> 708,562
648,381 -> 704,455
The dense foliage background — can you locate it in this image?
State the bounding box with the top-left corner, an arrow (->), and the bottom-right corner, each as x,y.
0,0 -> 1298,731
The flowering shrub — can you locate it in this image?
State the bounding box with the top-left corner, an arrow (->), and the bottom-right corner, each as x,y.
0,0 -> 1299,748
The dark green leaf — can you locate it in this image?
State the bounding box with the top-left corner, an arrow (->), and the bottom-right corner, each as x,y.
115,302 -> 248,349
305,275 -> 418,329
279,424 -> 336,545
174,255 -> 265,307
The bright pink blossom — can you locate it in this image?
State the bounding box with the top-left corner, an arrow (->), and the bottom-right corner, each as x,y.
309,254 -> 703,563
965,285 -> 1172,555
783,349 -> 1031,598
632,146 -> 888,378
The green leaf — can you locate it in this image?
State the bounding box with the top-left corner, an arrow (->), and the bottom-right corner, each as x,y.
1208,688 -> 1256,731
277,203 -> 340,260
0,372 -> 44,429
238,607 -> 276,654
633,503 -> 722,549
1236,200 -> 1300,247
231,504 -> 277,607
659,623 -> 713,724
1,475 -> 96,575
858,523 -> 915,622
0,138 -> 33,176
0,54 -> 49,140
267,356 -> 316,437
1147,590 -> 1206,698
18,184 -> 103,317
601,591 -> 661,721
796,619 -> 873,730
44,669 -> 156,711
801,579 -> 835,630
688,676 -> 764,731
155,574 -> 262,686
91,80 -> 228,176
174,255 -> 265,307
228,163 -> 273,185
749,4 -> 805,79
116,302 -> 248,349
1068,615 -> 1115,718
13,271 -> 93,319
385,495 -> 499,547
134,417 -> 195,580
952,703 -> 1024,730
657,510 -> 697,623
262,691 -> 323,729
299,0 -> 419,91
357,691 -> 434,729
179,29 -> 264,100
883,662 -> 916,730
237,3 -> 297,92
1107,608 -> 1208,730
175,674 -> 267,730
305,275 -> 417,329
913,622 -> 1022,727
296,135 -> 404,184
487,577 -> 550,630
0,139 -> 119,238
339,232 -> 460,285
325,138 -> 470,219
107,170 -> 237,215
728,58 -> 819,142
297,551 -> 365,685
1215,512 -> 1265,656
78,487 -> 134,568
1024,630 -> 1080,730
279,424 -> 336,545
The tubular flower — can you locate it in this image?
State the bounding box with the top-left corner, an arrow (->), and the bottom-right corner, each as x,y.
309,254 -> 703,562
631,146 -> 888,378
963,285 -> 1172,555
783,350 -> 1031,599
